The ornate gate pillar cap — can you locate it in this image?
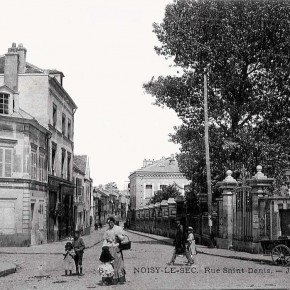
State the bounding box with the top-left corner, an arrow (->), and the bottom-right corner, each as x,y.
161,200 -> 168,207
248,165 -> 274,185
253,165 -> 267,179
168,197 -> 176,205
217,170 -> 237,189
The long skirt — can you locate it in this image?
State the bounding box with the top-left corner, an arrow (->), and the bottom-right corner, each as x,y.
109,245 -> 126,284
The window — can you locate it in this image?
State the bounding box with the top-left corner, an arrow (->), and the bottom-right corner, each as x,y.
67,152 -> 71,181
31,150 -> 37,180
145,184 -> 153,199
76,178 -> 83,195
61,148 -> 66,177
53,103 -> 57,127
0,148 -> 12,177
51,142 -> 57,174
0,93 -> 9,115
62,113 -> 66,135
39,154 -> 45,181
67,119 -> 71,139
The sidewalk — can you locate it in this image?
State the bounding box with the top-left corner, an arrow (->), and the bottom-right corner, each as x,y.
0,227 -> 104,255
0,227 -> 104,277
126,229 -> 273,265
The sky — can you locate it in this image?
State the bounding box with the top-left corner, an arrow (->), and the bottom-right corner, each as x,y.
1,0 -> 181,190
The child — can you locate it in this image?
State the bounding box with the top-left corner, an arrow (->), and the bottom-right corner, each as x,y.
98,246 -> 114,286
72,230 -> 85,275
63,242 -> 75,276
187,227 -> 197,264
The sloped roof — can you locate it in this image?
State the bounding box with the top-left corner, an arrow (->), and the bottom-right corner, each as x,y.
73,155 -> 87,174
0,55 -> 63,75
136,157 -> 181,173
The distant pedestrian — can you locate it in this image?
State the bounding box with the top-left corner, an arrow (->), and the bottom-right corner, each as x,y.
186,227 -> 196,265
63,242 -> 75,276
72,230 -> 85,275
95,222 -> 99,231
98,246 -> 115,286
98,222 -> 103,229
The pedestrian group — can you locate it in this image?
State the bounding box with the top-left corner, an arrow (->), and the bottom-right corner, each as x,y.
168,219 -> 197,266
62,216 -> 127,286
62,217 -> 197,286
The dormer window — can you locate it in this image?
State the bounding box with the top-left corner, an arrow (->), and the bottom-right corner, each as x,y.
0,93 -> 9,114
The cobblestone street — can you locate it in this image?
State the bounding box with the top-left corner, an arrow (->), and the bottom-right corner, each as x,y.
0,229 -> 289,290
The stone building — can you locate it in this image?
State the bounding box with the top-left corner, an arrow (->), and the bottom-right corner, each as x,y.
0,43 -> 77,242
73,155 -> 92,235
128,155 -> 191,209
0,54 -> 50,246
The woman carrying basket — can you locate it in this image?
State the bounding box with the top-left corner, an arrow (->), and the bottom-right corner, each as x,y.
102,216 -> 126,284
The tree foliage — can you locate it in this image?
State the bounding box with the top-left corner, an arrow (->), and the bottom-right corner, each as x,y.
144,0 -> 290,191
105,182 -> 120,194
148,184 -> 181,204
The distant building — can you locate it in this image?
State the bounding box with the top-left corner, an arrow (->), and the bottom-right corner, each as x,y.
94,186 -> 110,224
128,155 -> 191,209
73,155 -> 92,235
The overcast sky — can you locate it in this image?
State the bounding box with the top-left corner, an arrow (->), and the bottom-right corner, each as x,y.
1,0 -> 181,189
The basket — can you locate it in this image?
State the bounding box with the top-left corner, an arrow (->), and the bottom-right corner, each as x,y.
120,234 -> 131,251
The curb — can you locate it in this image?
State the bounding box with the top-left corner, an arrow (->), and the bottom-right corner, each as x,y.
126,230 -> 272,265
0,235 -> 104,255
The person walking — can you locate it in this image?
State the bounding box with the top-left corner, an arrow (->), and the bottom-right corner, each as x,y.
186,227 -> 196,265
167,220 -> 193,265
167,220 -> 185,265
103,216 -> 126,285
72,230 -> 85,275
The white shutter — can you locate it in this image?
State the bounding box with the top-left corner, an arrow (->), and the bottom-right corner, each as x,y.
4,148 -> 12,177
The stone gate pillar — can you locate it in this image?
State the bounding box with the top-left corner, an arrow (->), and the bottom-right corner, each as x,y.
216,170 -> 237,249
248,165 -> 274,243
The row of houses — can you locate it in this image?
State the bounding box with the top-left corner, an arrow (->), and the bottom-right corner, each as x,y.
0,43 -> 94,246
93,186 -> 129,225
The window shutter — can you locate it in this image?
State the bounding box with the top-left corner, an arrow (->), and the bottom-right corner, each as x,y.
0,148 -> 3,176
4,149 -> 12,177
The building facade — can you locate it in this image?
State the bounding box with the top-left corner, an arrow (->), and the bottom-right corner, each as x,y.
0,43 -> 77,243
0,51 -> 50,245
73,155 -> 92,235
129,155 -> 191,209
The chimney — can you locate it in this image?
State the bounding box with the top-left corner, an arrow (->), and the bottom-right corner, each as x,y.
17,43 -> 27,74
4,43 -> 19,91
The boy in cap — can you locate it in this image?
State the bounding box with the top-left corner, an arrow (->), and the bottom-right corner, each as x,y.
72,230 -> 85,275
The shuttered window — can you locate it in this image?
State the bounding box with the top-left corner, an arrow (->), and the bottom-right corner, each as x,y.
39,154 -> 45,181
31,151 -> 37,180
0,148 -> 12,177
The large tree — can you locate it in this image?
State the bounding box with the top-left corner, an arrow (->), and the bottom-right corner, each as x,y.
144,0 -> 290,191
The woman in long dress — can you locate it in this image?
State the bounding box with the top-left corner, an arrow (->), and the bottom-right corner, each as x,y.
103,217 -> 126,284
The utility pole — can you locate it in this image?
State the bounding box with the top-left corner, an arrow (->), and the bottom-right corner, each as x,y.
204,68 -> 212,232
